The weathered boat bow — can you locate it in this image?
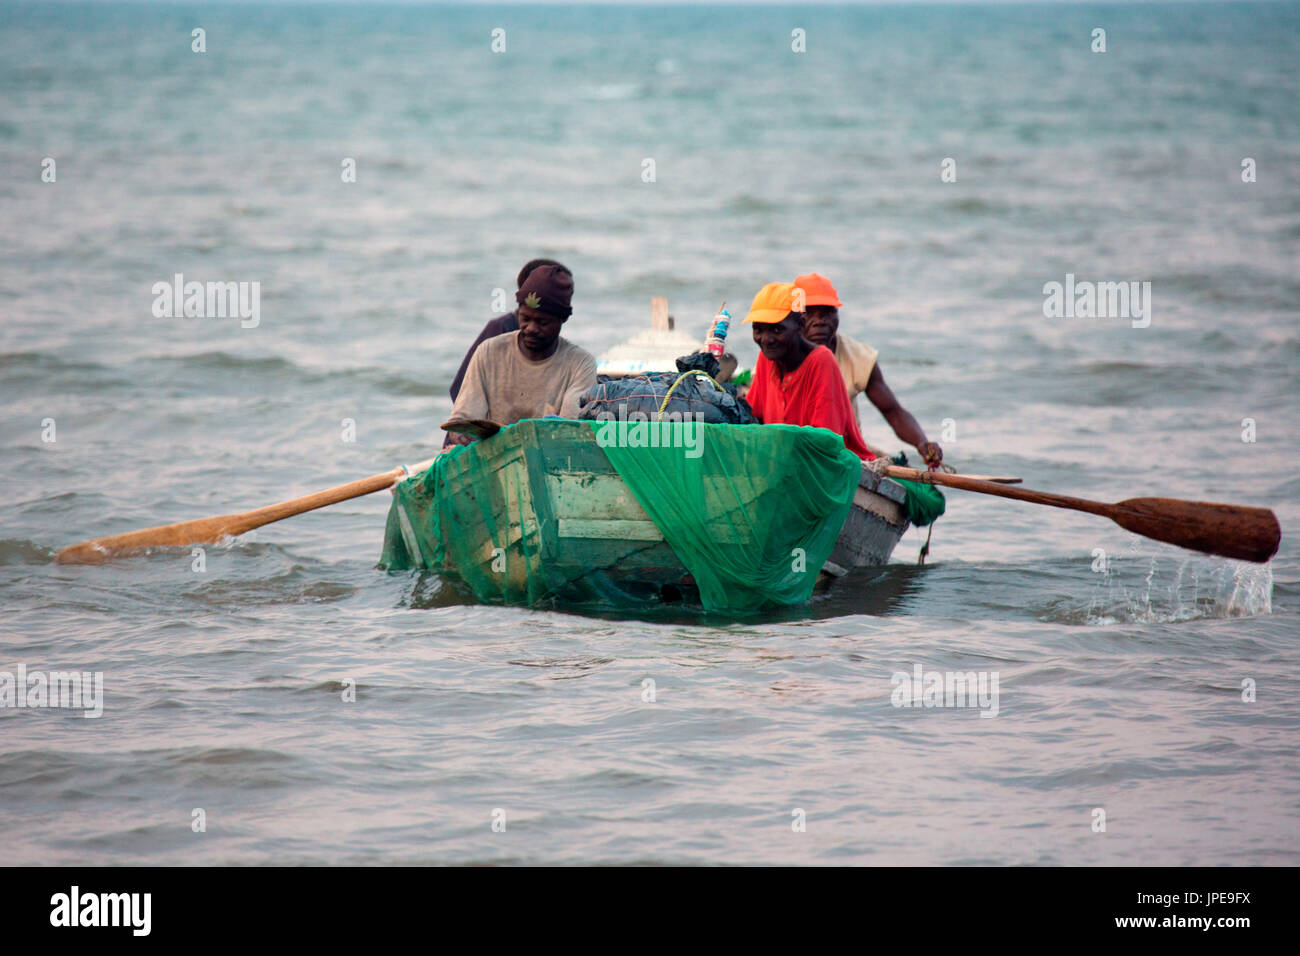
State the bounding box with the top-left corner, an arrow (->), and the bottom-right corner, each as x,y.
381,419 -> 910,612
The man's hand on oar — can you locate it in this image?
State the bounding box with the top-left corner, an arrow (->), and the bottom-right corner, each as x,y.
916,440 -> 943,469
884,465 -> 1281,564
441,418 -> 503,442
55,457 -> 438,566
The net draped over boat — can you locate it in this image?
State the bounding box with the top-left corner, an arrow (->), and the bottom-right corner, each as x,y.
597,421 -> 862,610
379,419 -> 863,612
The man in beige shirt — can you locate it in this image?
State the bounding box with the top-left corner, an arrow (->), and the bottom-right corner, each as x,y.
445,264 -> 597,444
794,272 -> 943,468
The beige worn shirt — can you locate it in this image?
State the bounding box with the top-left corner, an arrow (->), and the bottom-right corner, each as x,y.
834,332 -> 879,424
447,331 -> 597,428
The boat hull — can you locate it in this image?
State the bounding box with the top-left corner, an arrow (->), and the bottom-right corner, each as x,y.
382,420 -> 910,609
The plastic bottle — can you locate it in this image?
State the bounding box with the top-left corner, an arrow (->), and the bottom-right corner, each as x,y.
706,307 -> 730,358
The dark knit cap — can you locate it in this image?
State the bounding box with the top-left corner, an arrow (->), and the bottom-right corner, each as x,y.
517,258 -> 570,289
516,264 -> 574,319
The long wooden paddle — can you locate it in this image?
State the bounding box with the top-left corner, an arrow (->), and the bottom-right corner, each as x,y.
55,458 -> 437,566
884,465 -> 1280,564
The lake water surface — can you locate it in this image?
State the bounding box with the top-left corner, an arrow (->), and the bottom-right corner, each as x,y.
1,1 -> 1297,864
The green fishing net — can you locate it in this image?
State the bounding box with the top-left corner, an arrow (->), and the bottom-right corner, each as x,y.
894,479 -> 946,526
596,420 -> 862,610
379,419 -> 863,612
887,452 -> 946,526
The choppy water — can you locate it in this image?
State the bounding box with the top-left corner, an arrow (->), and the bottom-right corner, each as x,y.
1,1 -> 1298,865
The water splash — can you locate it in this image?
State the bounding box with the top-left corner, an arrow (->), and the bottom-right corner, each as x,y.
1082,555 -> 1273,625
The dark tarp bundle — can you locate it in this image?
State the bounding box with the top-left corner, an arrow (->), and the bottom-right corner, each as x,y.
578,353 -> 756,425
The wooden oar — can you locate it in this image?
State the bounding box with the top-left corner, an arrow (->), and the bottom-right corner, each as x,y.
884,465 -> 1281,564
55,458 -> 437,566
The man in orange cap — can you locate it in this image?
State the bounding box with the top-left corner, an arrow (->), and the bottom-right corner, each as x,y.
794,272 -> 942,468
742,282 -> 874,460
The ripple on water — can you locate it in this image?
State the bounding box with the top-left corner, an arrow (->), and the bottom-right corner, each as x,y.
0,538 -> 54,565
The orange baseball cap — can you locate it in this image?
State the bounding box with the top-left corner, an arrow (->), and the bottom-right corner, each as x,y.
793,273 -> 842,308
743,281 -> 803,324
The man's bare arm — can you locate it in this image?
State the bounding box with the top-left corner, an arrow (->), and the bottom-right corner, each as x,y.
864,364 -> 942,465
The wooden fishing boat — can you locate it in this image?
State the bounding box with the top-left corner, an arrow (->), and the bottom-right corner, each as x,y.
381,418 -> 909,610
55,408 -> 1278,577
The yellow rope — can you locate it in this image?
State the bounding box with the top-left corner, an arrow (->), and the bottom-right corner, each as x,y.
656,369 -> 724,421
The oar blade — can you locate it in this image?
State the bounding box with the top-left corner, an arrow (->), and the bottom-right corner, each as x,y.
55,466 -> 409,566
1112,497 -> 1281,564
55,518 -> 238,565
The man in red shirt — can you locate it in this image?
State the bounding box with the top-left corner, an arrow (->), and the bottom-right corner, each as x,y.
742,281 -> 877,461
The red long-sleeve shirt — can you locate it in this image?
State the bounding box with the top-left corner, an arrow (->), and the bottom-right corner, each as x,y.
746,346 -> 875,460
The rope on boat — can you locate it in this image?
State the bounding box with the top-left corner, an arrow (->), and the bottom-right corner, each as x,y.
865,457 -> 892,478
655,369 -> 725,422
919,522 -> 935,565
866,454 -> 943,564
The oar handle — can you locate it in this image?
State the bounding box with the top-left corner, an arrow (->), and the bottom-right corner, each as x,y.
403,457 -> 437,477
220,467 -> 409,535
883,465 -> 1113,518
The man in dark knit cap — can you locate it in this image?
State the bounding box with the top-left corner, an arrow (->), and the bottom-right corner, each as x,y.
443,258 -> 572,447
444,264 -> 596,445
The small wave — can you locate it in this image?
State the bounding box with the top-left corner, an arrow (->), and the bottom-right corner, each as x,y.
1149,270 -> 1299,310
944,197 -> 1001,215
722,194 -> 780,214
153,745 -> 315,789
0,351 -> 109,376
1196,328 -> 1244,352
222,200 -> 274,219
0,750 -> 85,787
250,238 -> 328,255
137,351 -> 441,397
166,747 -> 294,767
0,65 -> 55,90
1048,360 -> 1233,404
184,571 -> 358,608
507,656 -> 614,671
582,82 -> 643,101
0,538 -> 54,566
146,350 -> 299,375
1268,475 -> 1300,498
299,680 -> 370,695
145,698 -> 187,710
337,365 -> 443,397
